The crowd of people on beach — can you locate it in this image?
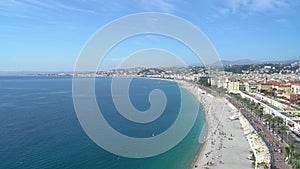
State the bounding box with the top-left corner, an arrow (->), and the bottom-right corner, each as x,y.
177,80 -> 293,169
181,82 -> 251,169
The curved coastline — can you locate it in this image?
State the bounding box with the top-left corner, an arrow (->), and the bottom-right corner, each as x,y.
139,77 -> 210,168
175,80 -> 253,169
131,77 -> 254,168
175,80 -> 211,169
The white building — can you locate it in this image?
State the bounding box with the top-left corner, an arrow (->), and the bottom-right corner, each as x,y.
232,91 -> 300,134
291,84 -> 300,94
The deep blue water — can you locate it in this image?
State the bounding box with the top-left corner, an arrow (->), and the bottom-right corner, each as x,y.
0,76 -> 205,169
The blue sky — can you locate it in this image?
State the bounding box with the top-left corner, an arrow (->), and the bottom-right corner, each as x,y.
1,0 -> 300,71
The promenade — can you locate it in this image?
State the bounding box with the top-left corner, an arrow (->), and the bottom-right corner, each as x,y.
226,95 -> 292,169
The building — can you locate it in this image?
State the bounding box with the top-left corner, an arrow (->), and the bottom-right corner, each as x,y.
257,80 -> 277,92
249,82 -> 258,93
273,83 -> 292,97
233,90 -> 300,135
227,79 -> 240,91
292,84 -> 300,94
289,94 -> 300,104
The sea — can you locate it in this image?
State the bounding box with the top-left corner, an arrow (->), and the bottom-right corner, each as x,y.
0,76 -> 205,169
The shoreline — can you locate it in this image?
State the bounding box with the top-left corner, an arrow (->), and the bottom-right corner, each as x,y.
137,77 -> 210,169
175,80 -> 213,169
150,78 -> 213,169
175,80 -> 253,169
126,77 -> 271,169
138,77 -> 210,168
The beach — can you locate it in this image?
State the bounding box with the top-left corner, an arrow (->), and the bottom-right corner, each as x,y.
177,80 -> 253,169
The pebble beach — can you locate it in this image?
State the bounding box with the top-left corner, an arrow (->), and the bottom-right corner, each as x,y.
178,80 -> 254,169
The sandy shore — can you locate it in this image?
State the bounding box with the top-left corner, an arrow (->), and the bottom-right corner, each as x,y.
176,80 -> 253,169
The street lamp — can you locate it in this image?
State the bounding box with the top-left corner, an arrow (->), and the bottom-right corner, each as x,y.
286,130 -> 291,144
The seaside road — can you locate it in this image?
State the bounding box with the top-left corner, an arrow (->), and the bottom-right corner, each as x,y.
226,95 -> 292,169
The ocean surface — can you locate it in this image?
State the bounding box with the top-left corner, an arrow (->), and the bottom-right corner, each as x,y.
0,76 -> 205,169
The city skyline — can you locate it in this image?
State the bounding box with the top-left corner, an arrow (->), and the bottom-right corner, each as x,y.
1,0 -> 300,71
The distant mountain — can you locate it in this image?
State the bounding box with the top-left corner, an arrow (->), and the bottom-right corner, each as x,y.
210,59 -> 300,66
220,59 -> 260,66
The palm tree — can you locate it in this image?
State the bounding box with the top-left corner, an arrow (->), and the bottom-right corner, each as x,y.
286,143 -> 297,164
273,116 -> 284,128
264,114 -> 273,130
285,146 -> 291,159
293,152 -> 300,168
276,125 -> 286,143
294,153 -> 299,160
291,158 -> 300,169
270,117 -> 276,133
289,143 -> 295,159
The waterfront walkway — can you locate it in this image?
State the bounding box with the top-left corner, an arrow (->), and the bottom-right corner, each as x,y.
226,95 -> 291,169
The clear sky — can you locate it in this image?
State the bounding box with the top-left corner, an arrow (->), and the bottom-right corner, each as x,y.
1,0 -> 300,71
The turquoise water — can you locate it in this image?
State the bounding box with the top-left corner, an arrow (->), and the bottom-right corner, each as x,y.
0,76 -> 205,169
